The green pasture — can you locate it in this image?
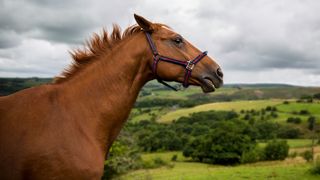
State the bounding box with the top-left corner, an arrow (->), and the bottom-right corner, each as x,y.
258,139 -> 314,148
130,108 -> 167,122
277,102 -> 320,115
120,161 -> 318,180
141,151 -> 189,162
159,100 -> 283,123
159,100 -> 320,123
119,143 -> 320,180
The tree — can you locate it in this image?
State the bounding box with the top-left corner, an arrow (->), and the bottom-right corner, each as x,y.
308,116 -> 316,131
183,121 -> 256,165
103,131 -> 142,179
264,140 -> 289,160
254,121 -> 279,140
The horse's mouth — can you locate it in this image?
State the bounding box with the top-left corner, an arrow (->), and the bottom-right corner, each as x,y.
200,77 -> 220,93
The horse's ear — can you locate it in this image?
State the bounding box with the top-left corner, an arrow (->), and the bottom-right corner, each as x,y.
134,14 -> 154,32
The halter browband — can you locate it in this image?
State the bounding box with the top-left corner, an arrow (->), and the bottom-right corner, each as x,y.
145,32 -> 207,91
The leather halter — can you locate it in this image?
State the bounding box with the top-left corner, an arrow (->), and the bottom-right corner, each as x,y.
145,32 -> 207,91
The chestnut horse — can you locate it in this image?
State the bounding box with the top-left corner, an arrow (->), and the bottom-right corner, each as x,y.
0,14 -> 223,179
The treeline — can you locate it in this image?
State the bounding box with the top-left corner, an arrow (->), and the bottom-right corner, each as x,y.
105,110 -> 311,177
0,78 -> 52,96
128,110 -> 313,154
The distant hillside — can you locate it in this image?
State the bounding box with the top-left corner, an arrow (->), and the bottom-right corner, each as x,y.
224,83 -> 296,88
0,78 -> 319,100
0,78 -> 52,96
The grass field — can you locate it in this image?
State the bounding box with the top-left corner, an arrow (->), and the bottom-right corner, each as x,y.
258,139 -> 314,148
120,160 -> 319,180
159,100 -> 283,123
119,142 -> 320,180
158,100 -> 320,123
277,102 -> 320,115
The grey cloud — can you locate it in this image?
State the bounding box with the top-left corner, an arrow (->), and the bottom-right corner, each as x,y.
193,0 -> 320,75
0,30 -> 22,48
0,0 -> 319,86
0,0 -> 139,46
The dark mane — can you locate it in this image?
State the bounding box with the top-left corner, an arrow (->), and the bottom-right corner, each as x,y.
53,24 -> 142,83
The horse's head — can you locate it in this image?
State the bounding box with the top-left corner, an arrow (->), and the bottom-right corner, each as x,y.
134,14 -> 223,93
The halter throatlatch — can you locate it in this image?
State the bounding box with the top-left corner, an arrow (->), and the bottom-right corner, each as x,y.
145,32 -> 207,91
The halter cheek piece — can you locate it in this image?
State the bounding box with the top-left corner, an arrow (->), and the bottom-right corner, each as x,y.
145,32 -> 207,91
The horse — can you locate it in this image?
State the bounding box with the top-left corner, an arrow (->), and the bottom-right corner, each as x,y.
0,14 -> 223,179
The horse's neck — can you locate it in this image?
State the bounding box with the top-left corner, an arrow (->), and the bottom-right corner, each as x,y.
60,33 -> 152,154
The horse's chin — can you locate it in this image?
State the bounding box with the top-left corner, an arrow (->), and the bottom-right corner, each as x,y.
200,77 -> 216,93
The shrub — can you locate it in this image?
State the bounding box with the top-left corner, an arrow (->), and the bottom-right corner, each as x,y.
308,116 -> 317,130
254,122 -> 279,140
103,138 -> 142,179
283,101 -> 290,104
264,140 -> 289,161
277,126 -> 301,139
286,117 -> 302,124
171,154 -> 178,161
301,151 -> 313,162
300,110 -> 310,115
183,121 -> 256,165
240,147 -> 264,164
289,151 -> 298,158
266,106 -> 272,111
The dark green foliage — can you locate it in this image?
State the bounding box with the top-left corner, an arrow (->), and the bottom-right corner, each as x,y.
102,131 -> 142,179
183,120 -> 256,165
130,111 -> 239,152
266,106 -> 272,111
0,78 -> 52,95
283,101 -> 290,104
240,147 -> 265,164
271,111 -> 278,118
308,116 -> 316,130
300,95 -> 313,103
136,126 -> 182,152
171,154 -> 178,161
243,114 -> 251,120
301,150 -> 313,162
313,93 -> 320,100
254,121 -> 279,140
300,110 -> 310,115
277,125 -> 301,139
287,117 -> 302,124
264,140 -> 289,161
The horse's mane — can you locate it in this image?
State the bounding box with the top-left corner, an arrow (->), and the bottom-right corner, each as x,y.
53,24 -> 142,83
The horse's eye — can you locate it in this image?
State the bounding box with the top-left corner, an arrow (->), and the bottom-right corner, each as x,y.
172,36 -> 183,46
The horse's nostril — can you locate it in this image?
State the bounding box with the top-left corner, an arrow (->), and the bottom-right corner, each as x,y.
216,68 -> 223,79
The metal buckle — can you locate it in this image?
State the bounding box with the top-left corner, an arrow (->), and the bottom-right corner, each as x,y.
186,60 -> 194,70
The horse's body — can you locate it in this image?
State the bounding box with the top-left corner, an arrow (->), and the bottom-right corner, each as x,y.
0,15 -> 223,179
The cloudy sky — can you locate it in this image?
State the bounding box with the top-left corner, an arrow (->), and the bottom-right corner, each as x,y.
0,0 -> 319,86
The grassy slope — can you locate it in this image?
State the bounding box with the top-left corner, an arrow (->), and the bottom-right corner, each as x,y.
159,100 -> 283,123
159,100 -> 320,123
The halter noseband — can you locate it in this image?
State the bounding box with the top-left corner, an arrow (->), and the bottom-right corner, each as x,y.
145,32 -> 207,91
